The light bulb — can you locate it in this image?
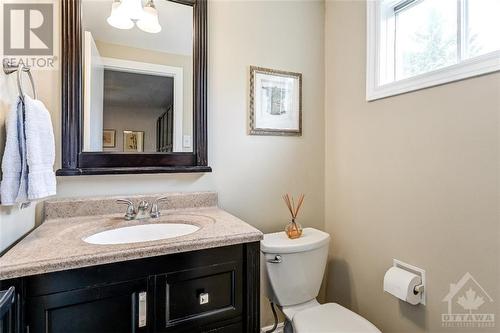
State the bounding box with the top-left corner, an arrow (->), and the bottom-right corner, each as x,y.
121,0 -> 145,20
107,1 -> 133,30
137,0 -> 161,34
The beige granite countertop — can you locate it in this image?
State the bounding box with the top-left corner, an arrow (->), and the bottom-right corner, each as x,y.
0,207 -> 263,279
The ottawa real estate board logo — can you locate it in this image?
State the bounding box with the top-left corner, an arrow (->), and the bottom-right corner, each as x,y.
2,2 -> 57,69
442,272 -> 495,328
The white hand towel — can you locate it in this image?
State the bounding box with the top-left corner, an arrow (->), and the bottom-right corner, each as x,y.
23,95 -> 56,201
0,96 -> 56,205
0,97 -> 28,205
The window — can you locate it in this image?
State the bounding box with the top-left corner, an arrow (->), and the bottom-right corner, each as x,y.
367,0 -> 500,100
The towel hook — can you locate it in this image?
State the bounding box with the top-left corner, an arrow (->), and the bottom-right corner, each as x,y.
3,62 -> 37,102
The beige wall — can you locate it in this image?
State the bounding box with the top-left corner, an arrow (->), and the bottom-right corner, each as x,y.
0,0 -> 325,326
324,1 -> 500,332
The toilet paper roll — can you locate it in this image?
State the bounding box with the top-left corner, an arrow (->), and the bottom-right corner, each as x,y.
383,266 -> 422,305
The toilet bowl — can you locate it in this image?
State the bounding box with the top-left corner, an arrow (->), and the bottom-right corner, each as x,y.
261,228 -> 381,333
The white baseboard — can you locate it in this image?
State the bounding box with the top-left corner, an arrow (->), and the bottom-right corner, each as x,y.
260,322 -> 285,333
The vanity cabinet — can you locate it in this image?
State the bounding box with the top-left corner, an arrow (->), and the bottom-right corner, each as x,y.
0,243 -> 260,333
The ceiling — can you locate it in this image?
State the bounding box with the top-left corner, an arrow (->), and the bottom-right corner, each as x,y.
82,0 -> 193,56
103,70 -> 174,108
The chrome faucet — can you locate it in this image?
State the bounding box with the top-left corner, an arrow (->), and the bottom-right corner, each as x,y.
116,197 -> 169,220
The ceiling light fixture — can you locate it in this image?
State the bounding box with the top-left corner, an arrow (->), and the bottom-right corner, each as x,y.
107,0 -> 161,34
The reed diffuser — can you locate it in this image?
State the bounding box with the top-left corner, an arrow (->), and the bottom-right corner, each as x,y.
282,193 -> 305,239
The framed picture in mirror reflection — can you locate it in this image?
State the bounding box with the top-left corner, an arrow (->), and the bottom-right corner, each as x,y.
102,129 -> 116,148
123,131 -> 145,153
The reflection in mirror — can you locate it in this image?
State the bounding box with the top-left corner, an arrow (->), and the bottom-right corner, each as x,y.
81,0 -> 193,153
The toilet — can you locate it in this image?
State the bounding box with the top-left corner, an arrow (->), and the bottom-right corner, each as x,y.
261,228 -> 381,333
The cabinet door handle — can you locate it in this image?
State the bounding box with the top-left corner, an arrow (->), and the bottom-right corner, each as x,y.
138,291 -> 147,328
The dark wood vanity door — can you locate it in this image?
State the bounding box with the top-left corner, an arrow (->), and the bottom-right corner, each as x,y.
25,278 -> 150,333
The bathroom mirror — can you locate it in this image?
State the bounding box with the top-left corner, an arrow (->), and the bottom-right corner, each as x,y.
81,0 -> 193,154
58,0 -> 209,175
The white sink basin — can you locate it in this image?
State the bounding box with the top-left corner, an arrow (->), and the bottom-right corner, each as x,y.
83,223 -> 200,245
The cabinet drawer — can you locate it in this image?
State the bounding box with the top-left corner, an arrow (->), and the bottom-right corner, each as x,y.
157,262 -> 242,330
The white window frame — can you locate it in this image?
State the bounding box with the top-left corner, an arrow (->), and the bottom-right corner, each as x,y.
366,0 -> 500,101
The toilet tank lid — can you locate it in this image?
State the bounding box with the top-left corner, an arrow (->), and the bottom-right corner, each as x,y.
261,228 -> 330,254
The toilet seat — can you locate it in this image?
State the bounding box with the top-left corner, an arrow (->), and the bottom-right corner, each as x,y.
292,303 -> 381,333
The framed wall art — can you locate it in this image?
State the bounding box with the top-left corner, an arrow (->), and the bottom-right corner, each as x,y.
249,66 -> 302,136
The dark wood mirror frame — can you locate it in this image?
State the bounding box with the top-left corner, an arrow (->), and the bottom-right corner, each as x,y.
57,0 -> 210,176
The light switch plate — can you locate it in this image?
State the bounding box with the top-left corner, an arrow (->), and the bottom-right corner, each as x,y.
183,135 -> 192,148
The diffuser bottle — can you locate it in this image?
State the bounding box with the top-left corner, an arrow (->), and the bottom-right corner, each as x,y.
285,218 -> 303,239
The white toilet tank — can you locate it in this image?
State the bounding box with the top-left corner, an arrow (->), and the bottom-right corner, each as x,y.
261,228 -> 330,307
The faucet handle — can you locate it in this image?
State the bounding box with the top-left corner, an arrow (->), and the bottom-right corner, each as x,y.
116,199 -> 136,220
150,196 -> 169,218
